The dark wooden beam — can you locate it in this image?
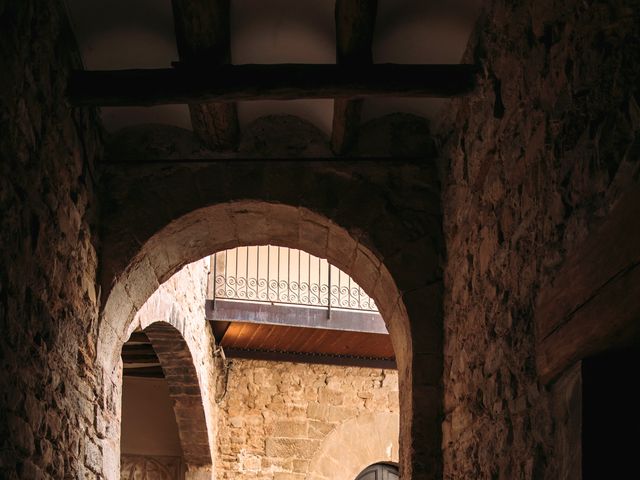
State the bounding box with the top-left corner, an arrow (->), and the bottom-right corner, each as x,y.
212,320 -> 231,344
126,331 -> 150,343
206,299 -> 388,334
122,343 -> 157,354
101,155 -> 429,164
123,366 -> 165,378
69,64 -> 478,106
122,355 -> 161,364
171,0 -> 239,150
122,344 -> 160,364
122,356 -> 159,366
331,0 -> 377,155
332,99 -> 364,155
535,185 -> 640,384
223,347 -> 396,369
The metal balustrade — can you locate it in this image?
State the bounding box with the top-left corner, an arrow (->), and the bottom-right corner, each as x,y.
212,245 -> 378,313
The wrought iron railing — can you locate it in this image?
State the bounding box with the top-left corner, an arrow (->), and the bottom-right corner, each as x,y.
212,245 -> 378,312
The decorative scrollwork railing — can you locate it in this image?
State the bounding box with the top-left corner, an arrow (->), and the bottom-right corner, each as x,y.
212,246 -> 378,312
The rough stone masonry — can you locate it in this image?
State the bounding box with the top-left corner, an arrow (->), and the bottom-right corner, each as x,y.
0,1 -> 103,478
216,360 -> 399,480
1,0 -> 639,479
440,0 -> 639,478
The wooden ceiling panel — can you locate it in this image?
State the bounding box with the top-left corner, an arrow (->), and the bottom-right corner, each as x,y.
219,321 -> 395,361
121,331 -> 164,378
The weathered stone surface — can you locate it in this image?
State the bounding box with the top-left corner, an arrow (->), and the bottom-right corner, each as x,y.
99,168 -> 439,476
106,124 -> 215,161
4,0 -> 636,478
216,360 -> 399,480
239,115 -> 332,157
0,1 -> 103,478
440,0 -> 640,478
352,113 -> 437,158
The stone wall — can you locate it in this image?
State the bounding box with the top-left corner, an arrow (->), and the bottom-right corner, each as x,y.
3,0 -> 638,478
440,0 -> 640,478
0,1 -> 104,478
99,122 -> 443,477
216,360 -> 399,480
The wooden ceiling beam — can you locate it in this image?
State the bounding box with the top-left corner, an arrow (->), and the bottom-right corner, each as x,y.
121,343 -> 160,364
69,64 -> 478,106
123,366 -> 165,378
126,331 -> 150,343
331,0 -> 377,155
171,0 -> 239,151
121,355 -> 161,364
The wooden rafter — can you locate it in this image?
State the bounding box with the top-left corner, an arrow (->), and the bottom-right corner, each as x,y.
69,64 -> 478,106
121,344 -> 160,364
122,366 -> 165,378
331,0 -> 377,155
171,0 -> 239,151
122,332 -> 163,377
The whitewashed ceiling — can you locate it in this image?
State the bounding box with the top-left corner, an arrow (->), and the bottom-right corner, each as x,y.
65,0 -> 477,134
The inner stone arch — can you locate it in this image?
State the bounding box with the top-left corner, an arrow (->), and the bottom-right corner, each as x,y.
121,321 -> 211,474
105,260 -> 218,480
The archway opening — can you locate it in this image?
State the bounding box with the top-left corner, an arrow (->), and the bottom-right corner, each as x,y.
98,202 -> 431,480
120,330 -> 184,479
209,245 -> 399,479
209,245 -> 394,367
111,244 -> 401,479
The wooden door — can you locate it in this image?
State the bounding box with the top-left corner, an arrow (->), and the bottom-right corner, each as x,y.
355,463 -> 399,480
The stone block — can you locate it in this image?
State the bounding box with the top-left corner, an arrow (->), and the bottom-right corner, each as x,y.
265,438 -> 319,459
270,419 -> 308,438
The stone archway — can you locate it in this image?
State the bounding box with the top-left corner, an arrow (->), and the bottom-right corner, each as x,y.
142,321 -> 211,467
306,412 -> 399,480
102,260 -> 216,480
98,160 -> 444,478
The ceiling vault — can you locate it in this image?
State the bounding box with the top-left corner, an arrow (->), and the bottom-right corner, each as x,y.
171,0 -> 239,151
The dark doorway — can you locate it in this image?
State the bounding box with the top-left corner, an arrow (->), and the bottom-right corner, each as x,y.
355,463 -> 399,480
582,348 -> 640,479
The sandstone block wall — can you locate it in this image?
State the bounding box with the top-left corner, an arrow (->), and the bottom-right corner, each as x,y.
440,0 -> 640,478
216,360 -> 399,480
0,1 -> 104,478
3,0 -> 638,478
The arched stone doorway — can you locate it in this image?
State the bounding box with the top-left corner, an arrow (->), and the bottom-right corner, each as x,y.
98,160 -> 444,478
